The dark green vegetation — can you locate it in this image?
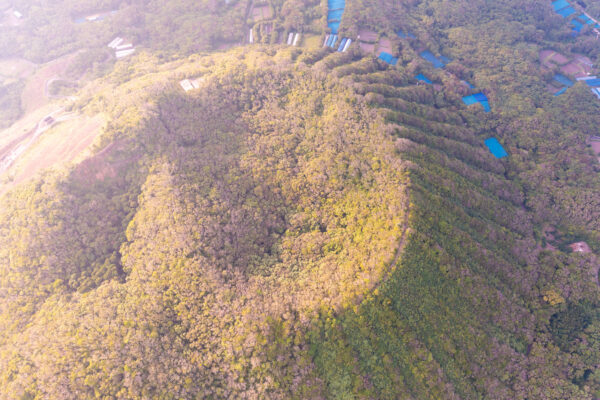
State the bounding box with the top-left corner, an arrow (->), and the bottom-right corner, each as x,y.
0,0 -> 599,398
0,80 -> 23,128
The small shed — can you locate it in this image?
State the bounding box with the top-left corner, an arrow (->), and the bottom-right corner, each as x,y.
108,37 -> 124,48
180,80 -> 195,92
116,49 -> 135,58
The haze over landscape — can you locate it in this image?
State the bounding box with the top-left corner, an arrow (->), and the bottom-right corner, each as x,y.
0,0 -> 599,398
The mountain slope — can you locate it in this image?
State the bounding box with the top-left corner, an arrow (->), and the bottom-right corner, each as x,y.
0,46 -> 597,399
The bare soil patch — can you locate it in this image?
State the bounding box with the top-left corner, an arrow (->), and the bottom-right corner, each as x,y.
73,139 -> 140,185
550,52 -> 569,65
560,61 -> 585,77
359,42 -> 375,54
358,29 -> 377,43
376,38 -> 393,56
539,50 -> 570,68
540,50 -> 558,68
21,53 -> 79,113
0,105 -> 55,150
574,54 -> 593,67
561,57 -> 593,78
0,114 -> 105,193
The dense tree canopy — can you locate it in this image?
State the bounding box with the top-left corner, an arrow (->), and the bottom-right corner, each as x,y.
0,0 -> 598,398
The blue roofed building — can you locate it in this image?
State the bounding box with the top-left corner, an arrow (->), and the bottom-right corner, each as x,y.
329,35 -> 338,47
462,93 -> 491,112
462,95 -> 478,106
552,0 -> 570,11
584,78 -> 600,87
327,0 -> 345,34
397,30 -> 416,39
554,74 -> 574,87
420,50 -> 446,68
578,13 -> 594,24
554,87 -> 568,96
378,52 -> 398,66
556,6 -> 576,18
415,74 -> 432,84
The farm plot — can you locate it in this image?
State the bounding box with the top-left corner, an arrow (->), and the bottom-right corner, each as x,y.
0,113 -> 105,194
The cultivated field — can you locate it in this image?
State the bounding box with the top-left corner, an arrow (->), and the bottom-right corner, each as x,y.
0,113 -> 105,194
251,4 -> 272,22
539,50 -> 570,68
376,38 -> 393,56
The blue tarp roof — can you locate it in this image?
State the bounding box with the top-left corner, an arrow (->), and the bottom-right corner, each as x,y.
327,0 -> 345,34
578,13 -> 594,24
557,6 -> 576,17
415,74 -> 432,84
328,21 -> 340,33
485,138 -> 508,158
420,50 -> 445,68
462,95 -> 478,105
439,55 -> 451,64
554,74 -> 574,87
327,9 -> 343,21
554,87 -> 568,96
328,0 -> 345,9
397,30 -> 416,39
378,52 -> 398,66
462,93 -> 490,112
572,19 -> 584,31
473,93 -> 488,102
475,93 -> 491,112
552,0 -> 570,11
584,79 -> 600,87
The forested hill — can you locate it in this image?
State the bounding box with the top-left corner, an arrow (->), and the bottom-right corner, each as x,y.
0,44 -> 596,398
0,0 -> 599,398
